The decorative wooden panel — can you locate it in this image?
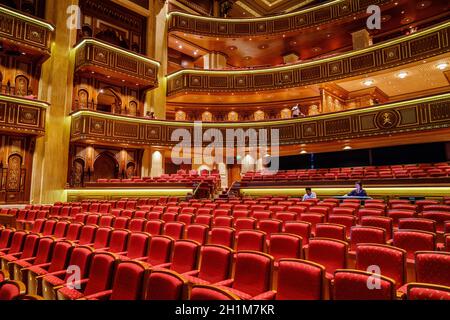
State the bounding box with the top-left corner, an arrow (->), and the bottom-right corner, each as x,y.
0,96 -> 47,136
70,94 -> 450,146
167,22 -> 450,95
74,38 -> 159,89
0,5 -> 53,56
168,0 -> 393,37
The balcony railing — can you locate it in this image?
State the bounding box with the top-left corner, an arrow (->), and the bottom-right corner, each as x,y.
70,93 -> 450,146
0,94 -> 49,136
0,5 -> 54,56
167,21 -> 450,96
168,0 -> 394,37
74,38 -> 160,89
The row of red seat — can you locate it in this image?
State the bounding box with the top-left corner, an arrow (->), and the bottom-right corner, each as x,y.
1,225 -> 449,300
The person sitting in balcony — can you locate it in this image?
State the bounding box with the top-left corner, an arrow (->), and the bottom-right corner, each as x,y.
347,181 -> 368,197
302,187 -> 317,201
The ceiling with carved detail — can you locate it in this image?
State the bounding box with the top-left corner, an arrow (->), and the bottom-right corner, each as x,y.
229,0 -> 328,17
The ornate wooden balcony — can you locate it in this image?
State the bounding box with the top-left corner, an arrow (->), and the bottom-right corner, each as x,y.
168,0 -> 394,37
70,93 -> 450,147
74,38 -> 160,90
0,94 -> 48,136
0,5 -> 54,58
167,21 -> 450,96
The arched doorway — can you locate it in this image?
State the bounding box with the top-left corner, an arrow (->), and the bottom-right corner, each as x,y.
93,153 -> 118,180
97,88 -> 121,113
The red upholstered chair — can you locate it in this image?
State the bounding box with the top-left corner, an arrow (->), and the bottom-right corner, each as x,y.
120,210 -> 135,219
40,219 -> 57,236
332,207 -> 355,216
272,259 -> 326,300
213,216 -> 234,228
333,270 -> 395,300
85,214 -> 101,226
350,226 -> 386,253
117,232 -> 150,261
300,213 -> 325,235
234,218 -> 257,232
9,236 -> 55,281
236,230 -> 266,252
423,205 -> 450,213
355,244 -> 406,289
268,233 -> 303,265
88,227 -> 112,250
197,208 -> 212,216
307,238 -> 348,280
393,230 -> 436,262
287,206 -> 307,215
177,213 -> 195,226
0,233 -> 39,273
182,245 -> 233,285
162,212 -> 178,223
422,212 -> 450,233
387,210 -> 415,227
210,227 -> 235,249
398,218 -> 436,233
389,200 -> 411,208
360,216 -> 394,240
357,209 -> 384,221
274,212 -> 297,223
194,215 -> 212,227
145,219 -> 164,235
180,207 -> 196,215
252,211 -> 272,220
144,269 -> 189,300
164,222 -> 185,240
166,206 -> 181,214
157,240 -> 200,274
41,246 -> 94,300
413,251 -> 450,287
76,225 -> 97,245
25,240 -> 75,295
391,204 -> 418,212
99,203 -> 111,214
101,229 -> 130,254
136,235 -> 174,267
128,218 -> 146,232
406,283 -> 450,300
309,206 -> 330,218
0,269 -> 8,282
113,217 -> 130,229
52,221 -> 69,239
232,210 -> 249,218
213,209 -> 230,217
234,204 -> 249,211
110,209 -> 122,217
98,216 -> 115,228
258,219 -> 283,239
315,223 -> 346,241
215,251 -> 274,300
83,261 -> 147,300
283,221 -> 311,246
328,215 -> 356,240
147,211 -> 162,220
0,280 -> 26,300
190,284 -> 240,300
185,224 -> 209,245
0,230 -> 27,258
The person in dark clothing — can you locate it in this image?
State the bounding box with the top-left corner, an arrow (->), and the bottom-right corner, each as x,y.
347,181 -> 368,197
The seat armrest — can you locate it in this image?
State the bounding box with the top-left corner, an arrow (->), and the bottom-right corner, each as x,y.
154,262 -> 171,269
215,279 -> 234,287
54,278 -> 89,291
183,270 -> 199,277
82,290 -> 113,301
36,269 -> 67,280
251,290 -> 276,300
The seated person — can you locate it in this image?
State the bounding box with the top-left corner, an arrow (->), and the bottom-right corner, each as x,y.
347,181 -> 368,197
302,187 -> 316,201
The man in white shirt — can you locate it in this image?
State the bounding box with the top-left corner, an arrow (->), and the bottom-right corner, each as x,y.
302,187 -> 317,201
292,104 -> 300,117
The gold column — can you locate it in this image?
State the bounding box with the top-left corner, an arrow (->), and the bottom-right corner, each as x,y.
31,0 -> 78,203
147,0 -> 168,120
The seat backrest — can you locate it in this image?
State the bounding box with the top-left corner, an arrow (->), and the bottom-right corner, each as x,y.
128,219 -> 146,232
53,221 -> 69,238
63,246 -> 94,281
276,259 -> 325,300
236,230 -> 266,252
398,218 -> 436,233
147,235 -> 173,266
78,225 -> 97,245
5,231 -> 27,254
170,240 -> 200,274
197,245 -> 233,283
355,244 -> 406,288
269,233 -> 302,262
350,226 -> 386,251
315,223 -> 346,241
393,230 -> 436,260
308,238 -> 348,275
98,215 -> 115,228
0,281 -> 25,300
19,233 -> 40,259
33,237 -> 55,265
163,222 -> 185,240
185,224 -> 209,245
232,251 -> 273,297
406,283 -> 450,300
284,221 -> 311,245
258,219 -> 282,237
41,220 -> 57,236
328,215 -> 356,238
110,261 -> 146,300
125,232 -> 150,259
144,269 -> 187,300
234,218 -> 257,232
84,252 -> 117,296
360,216 -> 393,240
92,227 -> 112,249
145,219 -> 164,235
48,240 -> 74,272
113,217 -> 130,230
108,229 -> 130,253
333,270 -> 395,300
210,227 -> 235,248
415,251 -> 450,287
213,216 -> 234,228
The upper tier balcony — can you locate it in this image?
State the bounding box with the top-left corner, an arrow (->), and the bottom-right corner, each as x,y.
0,94 -> 48,136
70,93 -> 450,148
74,38 -> 160,91
167,21 -> 450,97
0,5 -> 54,60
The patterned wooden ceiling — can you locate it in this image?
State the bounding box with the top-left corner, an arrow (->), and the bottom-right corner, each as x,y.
231,0 -> 326,17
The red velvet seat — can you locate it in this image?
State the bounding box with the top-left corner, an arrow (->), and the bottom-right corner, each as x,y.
406,283 -> 450,300
52,221 -> 69,239
258,219 -> 283,238
236,230 -> 266,252
299,213 -> 325,235
102,229 -> 130,254
147,211 -> 162,220
315,223 -> 346,241
307,238 -> 348,280
268,233 -> 302,265
161,212 -> 178,223
117,232 -> 150,261
273,259 -> 326,300
88,227 -> 112,250
0,233 -> 39,272
145,219 -> 164,235
128,218 -> 147,232
136,235 -> 173,267
350,226 -> 386,253
328,215 -> 356,239
213,216 -> 234,228
360,216 -> 394,240
0,230 -> 27,258
0,280 -> 26,300
422,211 -> 450,233
210,227 -> 235,248
40,219 -> 57,236
76,225 -> 97,245
333,270 -> 395,300
355,244 -> 406,289
183,245 -> 233,285
98,215 -> 115,228
190,284 -> 240,300
234,217 -> 257,232
274,212 -> 297,222
393,230 -> 436,261
357,208 -> 385,221
398,218 -> 436,233
284,221 -> 311,246
215,251 -> 274,300
252,210 -> 272,220
185,224 -> 209,245
177,213 -> 195,226
413,251 -> 450,287
85,214 -> 101,225
158,240 -> 200,274
423,205 -> 450,213
163,222 -> 185,240
144,269 -> 188,300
